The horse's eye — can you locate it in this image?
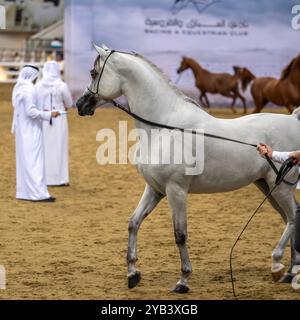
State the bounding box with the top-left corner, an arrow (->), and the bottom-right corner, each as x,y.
90,69 -> 97,79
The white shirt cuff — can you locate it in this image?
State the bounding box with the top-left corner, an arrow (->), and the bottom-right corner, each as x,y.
272,151 -> 290,164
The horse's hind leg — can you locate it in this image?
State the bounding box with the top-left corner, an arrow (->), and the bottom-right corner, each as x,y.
265,181 -> 297,282
127,184 -> 164,289
254,179 -> 287,281
280,201 -> 300,284
166,183 -> 191,293
255,179 -> 300,283
292,206 -> 300,268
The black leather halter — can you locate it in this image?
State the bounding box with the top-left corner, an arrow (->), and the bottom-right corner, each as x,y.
87,49 -> 137,97
87,50 -> 116,97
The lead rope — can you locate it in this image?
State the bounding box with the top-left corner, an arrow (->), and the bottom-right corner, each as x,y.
112,100 -> 257,148
49,92 -> 53,126
112,99 -> 297,183
229,184 -> 277,300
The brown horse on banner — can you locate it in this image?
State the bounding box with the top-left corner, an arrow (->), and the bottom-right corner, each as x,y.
233,66 -> 256,92
177,57 -> 247,113
250,54 -> 300,113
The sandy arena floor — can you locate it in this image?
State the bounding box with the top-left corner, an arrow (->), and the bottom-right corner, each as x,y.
0,98 -> 299,300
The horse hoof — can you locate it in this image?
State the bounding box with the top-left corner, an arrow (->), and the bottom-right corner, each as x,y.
171,284 -> 189,294
279,273 -> 294,284
291,265 -> 300,274
292,274 -> 300,290
271,264 -> 285,282
128,271 -> 141,289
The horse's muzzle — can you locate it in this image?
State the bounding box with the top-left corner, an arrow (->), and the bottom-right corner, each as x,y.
76,94 -> 97,116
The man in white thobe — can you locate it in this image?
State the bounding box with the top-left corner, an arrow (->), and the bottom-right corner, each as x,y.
36,61 -> 73,186
12,65 -> 60,202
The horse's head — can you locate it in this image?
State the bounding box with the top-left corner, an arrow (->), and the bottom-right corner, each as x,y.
76,44 -> 122,116
233,66 -> 255,91
232,66 -> 242,76
177,57 -> 190,74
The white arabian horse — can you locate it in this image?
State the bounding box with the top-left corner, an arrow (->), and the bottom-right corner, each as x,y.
76,45 -> 300,293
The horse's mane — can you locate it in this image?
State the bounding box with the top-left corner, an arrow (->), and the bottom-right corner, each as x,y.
280,57 -> 296,80
94,55 -> 100,68
134,53 -> 202,108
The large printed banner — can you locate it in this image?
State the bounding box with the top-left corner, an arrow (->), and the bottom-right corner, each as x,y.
65,0 -> 300,105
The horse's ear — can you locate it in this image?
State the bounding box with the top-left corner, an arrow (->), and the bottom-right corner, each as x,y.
92,43 -> 108,57
232,66 -> 240,74
101,44 -> 110,51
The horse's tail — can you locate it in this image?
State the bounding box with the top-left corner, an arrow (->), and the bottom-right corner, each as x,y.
292,106 -> 300,120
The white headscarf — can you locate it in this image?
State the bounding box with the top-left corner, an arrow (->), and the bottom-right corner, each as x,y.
12,65 -> 39,108
11,65 -> 39,133
41,61 -> 61,85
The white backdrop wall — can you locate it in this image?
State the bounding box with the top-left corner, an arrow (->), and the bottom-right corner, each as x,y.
64,0 -> 300,106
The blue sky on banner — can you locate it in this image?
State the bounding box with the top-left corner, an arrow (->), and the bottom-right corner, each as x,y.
65,0 -> 298,24
65,0 -> 299,51
64,0 -> 299,101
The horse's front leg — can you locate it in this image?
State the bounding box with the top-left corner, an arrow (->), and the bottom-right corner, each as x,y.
229,92 -> 237,113
166,184 -> 192,294
203,93 -> 211,108
199,92 -> 207,108
236,90 -> 247,114
127,184 -> 164,289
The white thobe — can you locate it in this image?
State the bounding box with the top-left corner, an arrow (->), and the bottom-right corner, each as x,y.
272,151 -> 300,189
36,81 -> 73,186
13,89 -> 52,200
